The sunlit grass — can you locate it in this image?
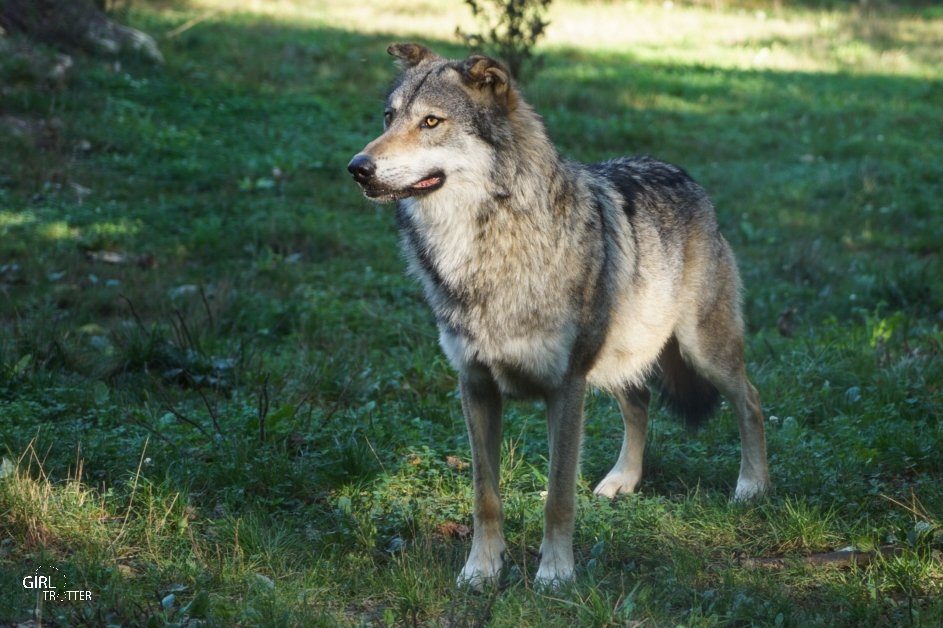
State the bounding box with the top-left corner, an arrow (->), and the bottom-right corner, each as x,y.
0,210 -> 36,230
35,220 -> 77,241
176,0 -> 943,76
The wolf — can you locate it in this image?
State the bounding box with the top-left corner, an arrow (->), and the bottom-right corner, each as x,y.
347,43 -> 770,588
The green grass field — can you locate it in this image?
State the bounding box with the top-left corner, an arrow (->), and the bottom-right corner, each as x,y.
1,0 -> 941,624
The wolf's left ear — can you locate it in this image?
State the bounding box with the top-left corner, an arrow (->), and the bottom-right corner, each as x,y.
459,55 -> 515,109
387,43 -> 437,67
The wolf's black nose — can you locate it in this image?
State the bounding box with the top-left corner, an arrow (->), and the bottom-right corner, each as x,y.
347,154 -> 376,182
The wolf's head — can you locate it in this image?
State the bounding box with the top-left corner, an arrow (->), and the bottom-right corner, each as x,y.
347,43 -> 518,203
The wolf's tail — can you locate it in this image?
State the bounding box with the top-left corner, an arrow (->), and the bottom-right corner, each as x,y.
656,335 -> 720,429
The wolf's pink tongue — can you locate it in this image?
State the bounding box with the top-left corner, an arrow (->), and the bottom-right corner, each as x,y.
413,176 -> 440,189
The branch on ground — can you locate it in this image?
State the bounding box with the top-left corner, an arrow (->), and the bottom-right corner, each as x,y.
739,546 -> 904,570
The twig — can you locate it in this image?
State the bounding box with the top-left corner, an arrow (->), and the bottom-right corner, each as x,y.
363,435 -> 387,474
880,492 -> 934,523
156,387 -> 213,440
165,10 -> 220,39
18,437 -> 46,482
173,308 -> 197,351
195,386 -> 223,438
109,437 -> 149,553
229,338 -> 249,391
314,378 -> 353,432
289,391 -> 314,422
198,285 -> 215,330
119,294 -> 146,329
126,413 -> 183,457
258,375 -> 270,442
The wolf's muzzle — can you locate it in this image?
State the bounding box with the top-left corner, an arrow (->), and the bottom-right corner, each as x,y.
347,154 -> 376,184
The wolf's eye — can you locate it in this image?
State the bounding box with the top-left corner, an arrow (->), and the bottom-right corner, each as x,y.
384,111 -> 393,126
421,116 -> 442,129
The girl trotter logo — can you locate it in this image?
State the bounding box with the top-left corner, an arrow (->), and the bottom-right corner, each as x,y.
22,565 -> 92,602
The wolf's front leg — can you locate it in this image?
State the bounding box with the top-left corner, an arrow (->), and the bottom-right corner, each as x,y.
456,367 -> 505,590
536,376 -> 587,588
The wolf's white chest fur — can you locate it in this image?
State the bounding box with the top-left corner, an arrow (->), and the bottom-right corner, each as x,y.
402,192 -> 577,389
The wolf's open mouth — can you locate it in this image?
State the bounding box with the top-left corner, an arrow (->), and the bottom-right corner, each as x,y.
409,172 -> 445,193
361,171 -> 446,203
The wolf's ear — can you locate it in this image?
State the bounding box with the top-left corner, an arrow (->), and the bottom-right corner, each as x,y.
387,43 -> 437,68
458,55 -> 515,109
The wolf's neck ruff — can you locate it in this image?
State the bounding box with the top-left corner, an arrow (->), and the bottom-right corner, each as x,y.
397,143 -> 617,396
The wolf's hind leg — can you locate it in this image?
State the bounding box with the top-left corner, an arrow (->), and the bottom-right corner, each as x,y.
594,386 -> 650,498
696,357 -> 768,500
727,377 -> 768,500
676,278 -> 770,501
457,367 -> 506,589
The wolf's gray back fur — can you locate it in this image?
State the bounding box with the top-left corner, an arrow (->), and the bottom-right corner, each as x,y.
348,43 -> 769,589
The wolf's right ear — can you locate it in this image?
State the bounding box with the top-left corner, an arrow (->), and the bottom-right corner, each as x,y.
457,55 -> 515,110
387,43 -> 437,68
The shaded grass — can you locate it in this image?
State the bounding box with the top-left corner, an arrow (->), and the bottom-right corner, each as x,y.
1,0 -> 942,624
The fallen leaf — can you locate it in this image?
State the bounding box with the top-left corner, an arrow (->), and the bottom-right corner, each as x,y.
116,563 -> 138,578
86,250 -> 126,265
446,455 -> 469,470
435,522 -> 471,539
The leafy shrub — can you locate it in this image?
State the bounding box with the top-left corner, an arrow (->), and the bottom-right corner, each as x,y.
457,0 -> 552,80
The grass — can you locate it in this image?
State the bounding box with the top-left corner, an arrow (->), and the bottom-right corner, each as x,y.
1,0 -> 942,624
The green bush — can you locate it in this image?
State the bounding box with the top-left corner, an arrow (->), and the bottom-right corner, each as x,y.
457,0 -> 552,80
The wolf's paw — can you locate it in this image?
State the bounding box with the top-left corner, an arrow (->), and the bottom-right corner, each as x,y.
593,471 -> 641,499
733,476 -> 769,502
534,543 -> 574,589
457,542 -> 505,591
533,563 -> 574,589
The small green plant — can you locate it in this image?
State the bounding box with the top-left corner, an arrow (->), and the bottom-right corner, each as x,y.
457,0 -> 552,80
